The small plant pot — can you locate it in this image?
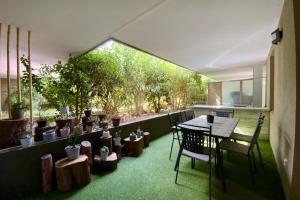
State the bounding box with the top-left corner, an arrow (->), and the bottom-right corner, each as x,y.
130,134 -> 137,141
74,125 -> 83,135
98,114 -> 106,122
112,117 -> 121,127
99,121 -> 108,128
86,125 -> 93,133
100,151 -> 108,160
60,106 -> 69,115
102,130 -> 110,138
20,136 -> 33,147
65,145 -> 81,160
113,137 -> 121,146
43,130 -> 56,142
60,127 -> 70,138
11,108 -> 24,120
84,109 -> 92,117
37,119 -> 47,128
206,115 -> 214,123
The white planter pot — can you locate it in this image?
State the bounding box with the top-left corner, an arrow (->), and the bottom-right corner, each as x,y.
20,137 -> 33,147
60,106 -> 69,115
65,144 -> 81,160
60,127 -> 70,138
100,151 -> 108,160
102,130 -> 110,138
43,130 -> 56,142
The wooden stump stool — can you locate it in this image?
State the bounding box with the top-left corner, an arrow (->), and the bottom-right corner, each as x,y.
100,136 -> 112,154
80,141 -> 92,166
94,153 -> 118,172
143,132 -> 151,147
114,145 -> 122,160
123,137 -> 144,157
55,155 -> 90,192
41,154 -> 53,193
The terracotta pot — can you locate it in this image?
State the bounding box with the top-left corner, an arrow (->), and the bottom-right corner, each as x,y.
112,117 -> 121,127
11,108 -> 24,120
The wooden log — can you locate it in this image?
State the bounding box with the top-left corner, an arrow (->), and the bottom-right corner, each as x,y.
93,153 -> 117,172
80,141 -> 92,166
7,25 -> 11,118
55,155 -> 90,192
114,145 -> 122,161
41,154 -> 53,193
143,132 -> 151,147
123,137 -> 144,157
99,135 -> 112,155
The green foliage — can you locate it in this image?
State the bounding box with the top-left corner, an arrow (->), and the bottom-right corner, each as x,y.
32,41 -> 208,119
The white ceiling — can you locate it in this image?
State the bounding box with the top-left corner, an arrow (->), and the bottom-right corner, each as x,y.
0,0 -> 283,79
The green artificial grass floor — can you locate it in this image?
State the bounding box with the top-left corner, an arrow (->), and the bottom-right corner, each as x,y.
26,134 -> 285,200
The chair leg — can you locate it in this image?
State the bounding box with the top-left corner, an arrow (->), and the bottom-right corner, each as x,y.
256,142 -> 264,170
209,158 -> 212,200
248,154 -> 255,189
252,149 -> 257,173
169,134 -> 175,160
175,155 -> 182,184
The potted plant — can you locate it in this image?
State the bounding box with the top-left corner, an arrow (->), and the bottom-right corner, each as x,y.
100,146 -> 109,160
65,133 -> 81,160
19,130 -> 33,147
74,123 -> 83,135
42,129 -> 56,141
60,122 -> 70,138
84,107 -> 92,118
113,130 -> 122,146
85,120 -> 94,133
111,115 -> 121,127
102,127 -> 111,138
11,101 -> 26,120
129,132 -> 137,141
98,112 -> 106,122
136,126 -> 143,138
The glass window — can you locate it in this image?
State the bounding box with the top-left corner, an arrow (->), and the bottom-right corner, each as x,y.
222,81 -> 240,106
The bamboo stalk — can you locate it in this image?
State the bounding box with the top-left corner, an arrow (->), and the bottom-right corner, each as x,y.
7,25 -> 11,118
17,27 -> 21,103
0,23 -> 2,119
28,30 -> 33,130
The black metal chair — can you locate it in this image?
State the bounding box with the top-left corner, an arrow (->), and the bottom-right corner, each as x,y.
174,125 -> 214,199
169,113 -> 183,160
184,109 -> 195,121
230,113 -> 265,169
220,115 -> 265,189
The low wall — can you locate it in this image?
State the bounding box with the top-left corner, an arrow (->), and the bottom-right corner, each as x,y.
192,105 -> 270,139
0,110 -> 187,200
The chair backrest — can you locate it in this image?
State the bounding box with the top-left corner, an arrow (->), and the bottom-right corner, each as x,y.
214,109 -> 234,118
184,110 -> 195,121
248,114 -> 265,153
168,113 -> 183,127
179,125 -> 212,155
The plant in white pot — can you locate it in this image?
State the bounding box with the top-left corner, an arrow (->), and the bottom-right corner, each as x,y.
113,130 -> 122,146
19,131 -> 34,147
60,122 -> 70,138
65,133 -> 81,160
100,146 -> 109,160
136,126 -> 143,138
129,132 -> 137,141
102,127 -> 111,138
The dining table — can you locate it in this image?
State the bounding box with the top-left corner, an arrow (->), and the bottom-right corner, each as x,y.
178,115 -> 239,192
